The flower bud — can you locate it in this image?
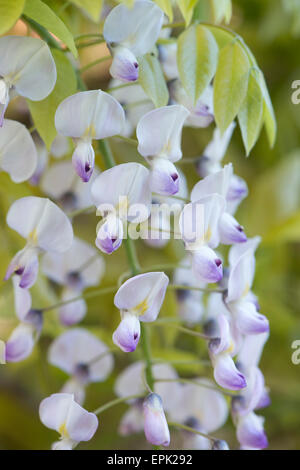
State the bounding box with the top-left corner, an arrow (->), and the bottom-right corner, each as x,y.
143,393 -> 170,447
150,158 -> 179,196
192,246 -> 223,284
72,140 -> 95,182
112,312 -> 141,352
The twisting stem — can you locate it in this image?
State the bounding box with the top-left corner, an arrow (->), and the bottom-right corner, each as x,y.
152,321 -> 212,340
39,286 -> 117,312
98,139 -> 116,168
168,284 -> 226,294
168,422 -> 217,443
93,394 -> 145,415
76,39 -> 106,49
80,56 -> 111,73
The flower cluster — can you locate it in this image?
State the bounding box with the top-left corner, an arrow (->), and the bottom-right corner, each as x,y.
1,0 -> 271,451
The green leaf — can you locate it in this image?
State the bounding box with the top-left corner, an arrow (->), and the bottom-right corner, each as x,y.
0,0 -> 25,34
214,40 -> 250,133
138,53 -> 169,108
154,0 -> 173,21
210,0 -> 232,24
259,71 -> 277,148
177,24 -> 219,105
27,49 -> 77,149
69,0 -> 103,22
238,68 -> 264,155
264,211 -> 300,244
24,0 -> 77,57
177,0 -> 198,26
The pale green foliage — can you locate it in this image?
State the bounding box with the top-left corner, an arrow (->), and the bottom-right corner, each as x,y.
0,0 -> 25,34
214,40 -> 250,133
27,49 -> 77,149
210,0 -> 232,24
177,0 -> 199,26
24,0 -> 77,57
138,53 -> 169,108
238,68 -> 264,155
154,0 -> 173,21
69,0 -> 103,22
177,24 -> 218,105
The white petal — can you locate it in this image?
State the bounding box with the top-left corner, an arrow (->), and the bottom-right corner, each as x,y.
119,405 -> 144,435
109,46 -> 139,82
137,105 -> 189,162
5,323 -> 35,362
114,272 -> 169,322
191,164 -> 233,202
48,328 -> 113,382
42,237 -> 104,288
13,275 -> 32,320
0,36 -> 56,100
227,251 -> 256,303
114,361 -> 145,398
237,332 -> 269,371
179,194 -> 225,249
228,236 -> 261,267
103,0 -> 164,57
7,197 -> 73,252
59,288 -> 87,326
50,134 -> 70,158
55,90 -> 125,139
91,162 -> 151,220
202,123 -> 236,169
0,119 -> 37,182
149,158 -> 179,195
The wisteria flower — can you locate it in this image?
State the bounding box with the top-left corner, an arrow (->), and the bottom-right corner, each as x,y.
109,78 -> 153,137
103,0 -> 164,82
42,237 -> 104,325
41,161 -> 98,212
113,272 -> 169,352
173,260 -> 204,325
91,162 -> 151,254
226,238 -> 269,335
169,80 -> 214,128
179,194 -> 225,283
48,328 -> 114,404
143,393 -> 170,447
137,105 -> 189,195
5,197 -> 73,289
196,123 -> 236,177
209,314 -> 247,391
39,393 -> 98,450
55,90 -> 125,182
0,119 -> 37,182
191,164 -> 247,243
0,36 -> 56,125
30,134 -> 48,186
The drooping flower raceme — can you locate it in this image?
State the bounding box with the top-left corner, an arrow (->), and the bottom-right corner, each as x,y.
179,194 -> 225,283
55,90 -> 125,182
5,197 -> 73,289
39,393 -> 98,450
91,162 -> 151,254
48,328 -> 114,404
0,36 -> 56,125
42,237 -> 104,325
0,119 -> 37,182
136,105 -> 189,195
113,272 -> 169,352
225,238 -> 269,336
103,0 -> 164,82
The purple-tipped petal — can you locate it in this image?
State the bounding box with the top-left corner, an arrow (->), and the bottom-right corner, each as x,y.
72,140 -> 95,182
235,301 -> 269,335
110,46 -> 139,82
150,158 -> 179,196
237,412 -> 268,449
219,212 -> 247,245
214,354 -> 247,391
112,313 -> 141,352
5,247 -> 39,289
96,215 -> 123,254
5,324 -> 35,363
143,393 -> 170,447
192,246 -> 223,284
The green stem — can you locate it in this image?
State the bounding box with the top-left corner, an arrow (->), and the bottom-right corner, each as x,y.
39,285 -> 117,312
80,56 -> 111,73
155,378 -> 236,397
93,394 -> 145,415
76,39 -> 105,49
23,16 -> 64,50
107,82 -> 139,93
98,139 -> 116,168
168,284 -> 226,294
168,422 -> 217,443
113,135 -> 138,146
68,205 -> 94,218
152,321 -> 211,340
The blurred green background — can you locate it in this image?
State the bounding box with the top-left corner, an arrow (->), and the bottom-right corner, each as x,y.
0,0 -> 299,450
